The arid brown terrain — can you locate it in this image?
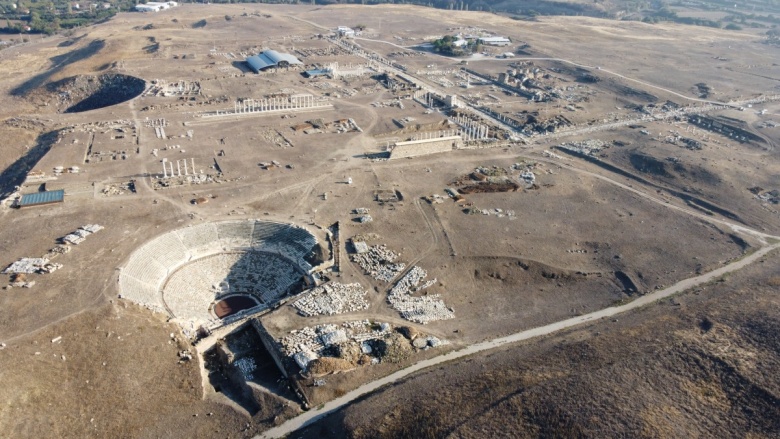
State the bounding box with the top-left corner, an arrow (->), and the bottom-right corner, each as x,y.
0,3 -> 777,438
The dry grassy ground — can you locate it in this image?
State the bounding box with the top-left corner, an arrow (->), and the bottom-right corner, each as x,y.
296,249 -> 780,439
0,4 -> 777,438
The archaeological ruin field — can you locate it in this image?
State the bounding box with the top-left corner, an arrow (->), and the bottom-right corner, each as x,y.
0,3 -> 778,438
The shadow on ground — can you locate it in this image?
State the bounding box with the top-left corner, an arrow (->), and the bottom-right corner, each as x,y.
0,129 -> 60,200
10,39 -> 105,97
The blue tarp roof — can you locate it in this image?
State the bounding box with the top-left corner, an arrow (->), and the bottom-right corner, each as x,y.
19,189 -> 65,207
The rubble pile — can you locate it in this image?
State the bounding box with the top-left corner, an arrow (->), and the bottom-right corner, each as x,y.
61,224 -> 104,245
350,245 -> 405,282
234,356 -> 257,380
153,173 -> 228,190
558,139 -> 606,155
388,266 -> 454,324
292,282 -> 369,317
3,224 -> 103,287
281,321 -> 390,369
3,258 -> 54,274
258,128 -> 293,148
520,170 -> 536,185
665,134 -> 703,150
102,181 -> 136,196
749,187 -> 779,205
280,320 -> 446,374
9,273 -> 35,288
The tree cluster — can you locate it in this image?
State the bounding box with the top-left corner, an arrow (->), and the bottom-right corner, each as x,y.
431,34 -> 479,56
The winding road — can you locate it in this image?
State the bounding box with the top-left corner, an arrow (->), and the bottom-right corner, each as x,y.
250,20 -> 780,439
258,239 -> 779,439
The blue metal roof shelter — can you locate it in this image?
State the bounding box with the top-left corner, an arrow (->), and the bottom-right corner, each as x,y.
18,189 -> 65,208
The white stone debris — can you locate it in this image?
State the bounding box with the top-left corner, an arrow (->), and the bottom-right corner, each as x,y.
388,266 -> 454,324
62,234 -> 86,245
280,320 -> 391,358
294,347 -> 319,370
293,282 -> 369,317
3,258 -> 49,274
61,224 -> 103,245
320,329 -> 348,346
350,245 -> 405,282
81,224 -> 104,234
413,337 -> 428,349
559,139 -> 606,156
352,241 -> 369,254
234,356 -> 257,380
426,336 -> 447,348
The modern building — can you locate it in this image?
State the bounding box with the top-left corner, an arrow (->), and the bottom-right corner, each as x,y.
135,3 -> 162,11
134,1 -> 177,12
337,26 -> 356,38
245,50 -> 303,73
479,36 -> 511,46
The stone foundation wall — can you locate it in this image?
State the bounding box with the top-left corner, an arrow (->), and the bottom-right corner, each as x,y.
390,136 -> 461,159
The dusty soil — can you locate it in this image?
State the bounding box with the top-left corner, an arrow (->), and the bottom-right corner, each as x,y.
0,303 -> 252,438
0,3 -> 777,438
296,249 -> 780,438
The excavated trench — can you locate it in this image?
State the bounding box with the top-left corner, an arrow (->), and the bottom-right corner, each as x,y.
46,73 -> 145,113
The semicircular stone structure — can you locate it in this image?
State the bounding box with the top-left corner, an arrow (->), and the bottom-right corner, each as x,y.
118,220 -> 319,328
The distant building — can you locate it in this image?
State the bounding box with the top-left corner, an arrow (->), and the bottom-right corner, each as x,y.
452,38 -> 468,47
479,36 -> 511,46
135,1 -> 177,12
337,26 -> 356,38
245,50 -> 303,73
135,3 -> 161,12
303,68 -> 329,78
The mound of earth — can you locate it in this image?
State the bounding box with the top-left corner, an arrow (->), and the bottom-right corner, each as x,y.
629,152 -> 721,186
46,73 -> 145,113
370,333 -> 414,364
396,326 -> 419,341
308,357 -> 357,377
471,256 -> 584,285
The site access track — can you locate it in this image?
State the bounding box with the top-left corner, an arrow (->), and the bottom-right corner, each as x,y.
258,239 -> 780,438
248,18 -> 780,438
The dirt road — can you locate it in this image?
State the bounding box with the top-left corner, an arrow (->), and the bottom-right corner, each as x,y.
257,240 -> 780,439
